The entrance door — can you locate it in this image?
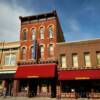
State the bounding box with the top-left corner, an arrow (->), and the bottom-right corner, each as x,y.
28,79 -> 37,97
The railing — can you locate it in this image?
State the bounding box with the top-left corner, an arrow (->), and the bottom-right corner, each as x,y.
58,66 -> 100,71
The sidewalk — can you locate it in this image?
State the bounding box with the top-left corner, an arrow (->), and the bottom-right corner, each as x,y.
0,97 -> 100,100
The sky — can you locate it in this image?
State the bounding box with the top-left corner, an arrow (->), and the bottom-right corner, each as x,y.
0,0 -> 100,42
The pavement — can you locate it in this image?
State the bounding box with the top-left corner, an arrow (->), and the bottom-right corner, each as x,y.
0,97 -> 100,100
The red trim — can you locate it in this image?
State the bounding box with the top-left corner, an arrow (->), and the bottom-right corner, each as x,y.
58,69 -> 100,80
15,64 -> 56,78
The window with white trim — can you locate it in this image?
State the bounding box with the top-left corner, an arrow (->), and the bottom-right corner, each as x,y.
5,54 -> 16,66
72,54 -> 78,68
30,46 -> 34,59
21,47 -> 26,60
40,27 -> 44,39
49,25 -> 53,38
84,53 -> 91,67
96,52 -> 100,66
23,29 -> 28,40
31,28 -> 36,40
49,44 -> 54,57
61,55 -> 66,68
40,45 -> 44,59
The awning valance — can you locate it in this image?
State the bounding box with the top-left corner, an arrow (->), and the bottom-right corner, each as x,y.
15,64 -> 57,78
58,69 -> 100,80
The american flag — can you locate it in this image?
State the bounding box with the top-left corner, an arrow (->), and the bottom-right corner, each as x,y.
33,39 -> 37,60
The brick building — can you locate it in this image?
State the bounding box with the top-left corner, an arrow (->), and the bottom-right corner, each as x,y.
0,10 -> 100,98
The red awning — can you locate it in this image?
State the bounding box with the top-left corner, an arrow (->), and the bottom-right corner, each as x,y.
58,69 -> 100,80
15,64 -> 56,78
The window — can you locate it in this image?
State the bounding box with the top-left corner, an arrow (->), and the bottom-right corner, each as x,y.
40,45 -> 44,59
5,54 -> 16,66
49,44 -> 54,57
84,53 -> 91,67
96,52 -> 100,66
21,47 -> 26,60
49,25 -> 53,38
72,54 -> 78,68
31,28 -> 36,40
23,29 -> 28,40
40,27 -> 44,39
61,55 -> 66,68
30,46 -> 34,59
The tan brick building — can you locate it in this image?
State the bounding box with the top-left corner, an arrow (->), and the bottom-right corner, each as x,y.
0,41 -> 20,96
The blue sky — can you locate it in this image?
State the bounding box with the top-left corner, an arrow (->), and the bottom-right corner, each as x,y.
0,0 -> 100,42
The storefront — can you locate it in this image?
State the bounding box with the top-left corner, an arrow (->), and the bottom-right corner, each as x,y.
0,70 -> 15,96
15,63 -> 57,97
58,69 -> 100,98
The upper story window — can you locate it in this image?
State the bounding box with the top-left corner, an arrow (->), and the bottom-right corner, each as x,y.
96,51 -> 100,66
60,54 -> 66,68
23,29 -> 28,40
30,46 -> 34,59
21,47 -> 26,60
84,52 -> 91,67
49,44 -> 54,57
49,25 -> 53,38
40,45 -> 44,59
40,27 -> 45,39
31,28 -> 36,40
72,53 -> 78,68
5,54 -> 16,66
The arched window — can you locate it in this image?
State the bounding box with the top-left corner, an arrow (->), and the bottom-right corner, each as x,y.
30,46 -> 34,59
31,28 -> 36,40
49,44 -> 54,57
21,47 -> 26,60
40,45 -> 44,59
49,25 -> 53,38
40,27 -> 44,39
23,29 -> 28,40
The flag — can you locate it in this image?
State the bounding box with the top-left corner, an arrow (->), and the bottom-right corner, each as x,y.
33,39 -> 37,60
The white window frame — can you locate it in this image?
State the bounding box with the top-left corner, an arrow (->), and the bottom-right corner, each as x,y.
84,53 -> 91,67
61,55 -> 67,68
72,54 -> 78,68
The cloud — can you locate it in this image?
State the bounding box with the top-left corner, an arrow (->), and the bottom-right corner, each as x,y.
67,18 -> 80,32
0,1 -> 33,42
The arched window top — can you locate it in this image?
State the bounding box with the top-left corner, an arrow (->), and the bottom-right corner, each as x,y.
48,25 -> 54,38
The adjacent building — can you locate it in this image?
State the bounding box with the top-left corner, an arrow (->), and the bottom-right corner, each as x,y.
0,41 -> 20,96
